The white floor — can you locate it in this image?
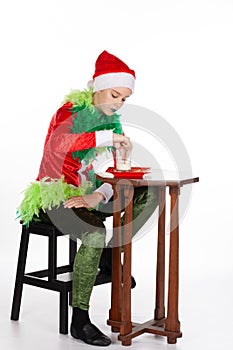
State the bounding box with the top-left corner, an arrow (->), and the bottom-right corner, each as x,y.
1,241 -> 232,350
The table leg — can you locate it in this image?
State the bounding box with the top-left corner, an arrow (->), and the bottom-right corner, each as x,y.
119,185 -> 134,346
165,186 -> 181,344
108,185 -> 122,332
154,186 -> 166,320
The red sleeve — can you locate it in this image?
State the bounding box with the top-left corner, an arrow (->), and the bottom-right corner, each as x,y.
46,102 -> 97,154
51,132 -> 96,153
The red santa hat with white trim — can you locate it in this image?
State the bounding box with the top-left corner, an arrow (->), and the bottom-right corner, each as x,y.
88,50 -> 136,93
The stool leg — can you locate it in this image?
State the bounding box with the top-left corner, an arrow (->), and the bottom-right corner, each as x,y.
11,226 -> 30,321
69,236 -> 77,266
68,291 -> 72,307
69,237 -> 77,306
48,231 -> 57,281
59,291 -> 69,334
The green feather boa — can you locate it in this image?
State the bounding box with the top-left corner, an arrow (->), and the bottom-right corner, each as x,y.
66,88 -> 123,165
17,177 -> 93,226
64,88 -> 94,108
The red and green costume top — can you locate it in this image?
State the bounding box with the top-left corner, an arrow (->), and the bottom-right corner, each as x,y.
18,88 -> 123,225
37,88 -> 122,186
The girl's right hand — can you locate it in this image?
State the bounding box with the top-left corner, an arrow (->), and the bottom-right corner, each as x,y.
113,133 -> 133,159
113,133 -> 131,149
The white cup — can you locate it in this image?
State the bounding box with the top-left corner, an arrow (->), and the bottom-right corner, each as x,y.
115,148 -> 131,171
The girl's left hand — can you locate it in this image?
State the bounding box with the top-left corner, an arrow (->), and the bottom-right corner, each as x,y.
63,192 -> 104,209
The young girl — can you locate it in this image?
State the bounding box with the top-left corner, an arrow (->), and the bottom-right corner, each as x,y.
19,50 -> 158,346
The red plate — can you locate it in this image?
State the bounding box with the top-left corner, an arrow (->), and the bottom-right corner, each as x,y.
106,167 -> 151,179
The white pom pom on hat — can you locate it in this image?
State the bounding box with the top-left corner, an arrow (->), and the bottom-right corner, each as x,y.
88,50 -> 136,93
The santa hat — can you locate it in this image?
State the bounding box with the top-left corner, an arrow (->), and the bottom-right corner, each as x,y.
88,50 -> 136,93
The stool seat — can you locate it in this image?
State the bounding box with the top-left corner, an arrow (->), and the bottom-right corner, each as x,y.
10,221 -> 111,334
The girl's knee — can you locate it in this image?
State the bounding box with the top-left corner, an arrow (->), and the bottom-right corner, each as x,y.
82,229 -> 106,248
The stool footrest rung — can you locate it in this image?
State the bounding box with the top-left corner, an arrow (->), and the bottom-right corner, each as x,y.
26,264 -> 72,278
22,275 -> 72,291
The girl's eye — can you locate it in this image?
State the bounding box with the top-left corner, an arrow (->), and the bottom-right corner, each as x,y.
112,94 -> 118,98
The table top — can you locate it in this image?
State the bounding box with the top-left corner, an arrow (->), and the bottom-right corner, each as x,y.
96,171 -> 199,188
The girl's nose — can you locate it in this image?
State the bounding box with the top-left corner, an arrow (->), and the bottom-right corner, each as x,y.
115,101 -> 123,109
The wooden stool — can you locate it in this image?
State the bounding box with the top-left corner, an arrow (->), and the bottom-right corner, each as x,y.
10,221 -> 77,334
11,220 -> 113,334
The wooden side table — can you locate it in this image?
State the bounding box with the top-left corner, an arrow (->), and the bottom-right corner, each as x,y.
96,175 -> 199,346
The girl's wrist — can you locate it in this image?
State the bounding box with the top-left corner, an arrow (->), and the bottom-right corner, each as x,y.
95,191 -> 105,201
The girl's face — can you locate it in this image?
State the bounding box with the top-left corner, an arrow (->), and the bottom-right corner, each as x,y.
93,87 -> 132,116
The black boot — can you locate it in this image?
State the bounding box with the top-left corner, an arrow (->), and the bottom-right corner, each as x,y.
70,307 -> 111,346
98,248 -> 136,289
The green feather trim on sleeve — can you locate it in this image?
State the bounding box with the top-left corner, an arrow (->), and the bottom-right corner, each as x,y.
17,177 -> 93,226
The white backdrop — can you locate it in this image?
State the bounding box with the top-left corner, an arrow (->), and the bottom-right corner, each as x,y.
0,1 -> 232,349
